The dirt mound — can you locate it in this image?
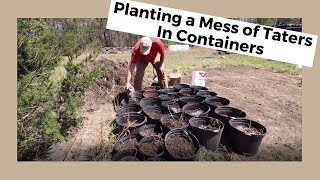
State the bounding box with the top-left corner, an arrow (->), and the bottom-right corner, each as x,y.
85,57 -> 128,107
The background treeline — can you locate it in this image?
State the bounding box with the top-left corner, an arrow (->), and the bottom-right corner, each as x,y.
17,18 -> 301,160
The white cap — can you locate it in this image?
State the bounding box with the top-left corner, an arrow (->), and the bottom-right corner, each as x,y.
140,37 -> 152,55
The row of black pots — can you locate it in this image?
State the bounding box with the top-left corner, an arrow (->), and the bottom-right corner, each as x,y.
112,128 -> 201,161
115,84 -> 267,158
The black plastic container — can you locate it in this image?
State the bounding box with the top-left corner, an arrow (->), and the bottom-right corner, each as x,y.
138,124 -> 163,138
112,149 -> 145,161
178,96 -> 203,107
228,118 -> 266,156
161,101 -> 182,114
214,107 -> 247,145
138,136 -> 165,158
174,83 -> 190,90
160,113 -> 189,133
204,96 -> 230,114
189,117 -> 224,151
116,104 -> 142,116
143,91 -> 160,98
142,106 -> 168,124
190,86 -> 208,94
120,97 -> 139,106
114,134 -> 139,153
165,129 -> 200,161
182,102 -> 210,118
179,88 -> 194,97
128,90 -> 143,99
159,88 -> 177,94
115,112 -> 147,131
159,94 -> 179,102
196,90 -> 217,99
140,97 -> 161,108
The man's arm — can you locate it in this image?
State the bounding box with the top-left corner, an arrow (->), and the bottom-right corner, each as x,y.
125,61 -> 135,90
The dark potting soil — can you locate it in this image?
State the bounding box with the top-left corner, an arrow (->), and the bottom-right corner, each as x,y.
208,101 -> 224,106
166,134 -> 196,159
147,112 -> 162,119
115,138 -> 138,151
234,124 -> 263,136
163,117 -> 188,129
140,139 -> 164,156
120,156 -> 140,161
185,109 -> 205,116
140,128 -> 158,137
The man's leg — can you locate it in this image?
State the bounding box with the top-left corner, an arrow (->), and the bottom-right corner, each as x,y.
152,54 -> 164,89
133,59 -> 148,91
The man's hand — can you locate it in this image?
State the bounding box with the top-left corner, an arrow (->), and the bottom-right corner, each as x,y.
125,82 -> 133,91
159,64 -> 165,75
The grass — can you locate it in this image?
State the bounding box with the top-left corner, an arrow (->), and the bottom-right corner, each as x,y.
105,48 -> 302,76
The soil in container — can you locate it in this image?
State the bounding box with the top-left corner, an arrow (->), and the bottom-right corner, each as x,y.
114,136 -> 138,152
233,124 -> 264,136
139,137 -> 165,157
196,90 -> 217,98
166,134 -> 196,159
139,125 -> 163,137
162,115 -> 188,129
179,88 -> 194,96
140,98 -> 161,108
185,109 -> 205,117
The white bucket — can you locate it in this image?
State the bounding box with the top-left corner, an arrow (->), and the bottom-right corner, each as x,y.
191,71 -> 206,87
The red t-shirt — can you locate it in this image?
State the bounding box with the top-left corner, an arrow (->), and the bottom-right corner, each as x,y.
131,37 -> 165,64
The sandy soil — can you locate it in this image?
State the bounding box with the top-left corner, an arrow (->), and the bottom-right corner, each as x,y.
183,65 -> 302,161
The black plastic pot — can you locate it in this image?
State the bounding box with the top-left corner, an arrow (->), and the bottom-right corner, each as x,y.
190,85 -> 208,94
189,117 -> 224,151
120,97 -> 139,106
214,107 -> 246,145
140,97 -> 161,108
112,149 -> 145,161
144,86 -> 160,91
228,118 -> 266,156
178,96 -> 203,107
116,104 -> 142,116
114,134 -> 139,153
146,157 -> 166,161
138,124 -> 163,138
159,88 -> 177,94
204,96 -> 230,115
160,113 -> 189,133
196,90 -> 217,99
138,136 -> 165,158
179,88 -> 194,96
182,102 -> 210,118
128,90 -> 143,99
159,94 -> 179,102
142,106 -> 168,124
165,129 -> 200,161
143,91 -> 160,98
115,112 -> 147,131
161,101 -> 182,114
173,83 -> 190,90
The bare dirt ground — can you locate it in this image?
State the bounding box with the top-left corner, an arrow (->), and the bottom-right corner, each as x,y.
184,65 -> 302,161
47,55 -> 302,161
